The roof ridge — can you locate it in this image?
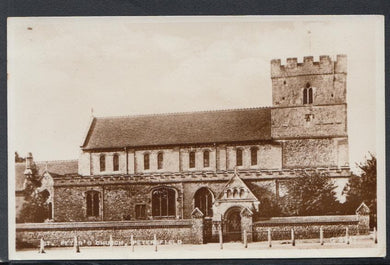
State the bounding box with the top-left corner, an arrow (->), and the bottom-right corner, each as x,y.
94,106 -> 272,119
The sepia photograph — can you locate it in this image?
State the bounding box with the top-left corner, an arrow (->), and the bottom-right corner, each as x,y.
7,15 -> 385,259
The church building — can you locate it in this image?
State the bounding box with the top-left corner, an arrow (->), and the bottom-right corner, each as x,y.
17,55 -> 352,243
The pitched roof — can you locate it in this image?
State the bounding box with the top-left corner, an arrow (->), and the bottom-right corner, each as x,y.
82,107 -> 272,150
216,172 -> 259,202
14,160 -> 78,191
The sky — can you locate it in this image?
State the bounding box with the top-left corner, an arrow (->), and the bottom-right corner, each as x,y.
7,16 -> 384,173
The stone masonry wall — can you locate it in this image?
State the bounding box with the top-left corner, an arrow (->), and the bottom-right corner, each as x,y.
182,181 -> 226,219
54,183 -> 184,222
253,222 -> 359,242
282,138 -> 338,168
271,105 -> 347,139
54,185 -> 104,222
271,55 -> 347,107
78,143 -> 283,177
252,214 -> 369,242
16,220 -> 198,248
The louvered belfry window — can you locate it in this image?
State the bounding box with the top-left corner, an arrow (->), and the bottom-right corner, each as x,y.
303,83 -> 313,104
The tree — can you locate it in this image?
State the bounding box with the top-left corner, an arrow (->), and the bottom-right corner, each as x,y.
16,164 -> 50,223
343,154 -> 376,228
15,152 -> 25,163
280,172 -> 341,216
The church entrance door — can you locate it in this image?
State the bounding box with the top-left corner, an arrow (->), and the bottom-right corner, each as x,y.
223,207 -> 242,242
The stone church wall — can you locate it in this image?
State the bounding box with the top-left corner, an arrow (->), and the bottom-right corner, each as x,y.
271,55 -> 347,107
182,181 -> 226,219
78,143 -> 283,176
282,138 -> 338,168
54,182 -> 185,222
271,104 -> 347,139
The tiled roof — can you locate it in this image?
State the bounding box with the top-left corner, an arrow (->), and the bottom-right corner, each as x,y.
82,107 -> 272,150
14,160 -> 78,191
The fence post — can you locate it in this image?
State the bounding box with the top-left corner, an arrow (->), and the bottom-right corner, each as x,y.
374,227 -> 377,244
74,236 -> 80,253
38,238 -> 45,254
243,230 -> 248,248
131,234 -> 134,252
345,227 -> 350,245
291,228 -> 295,246
320,227 -> 324,246
154,234 -> 158,252
268,228 -> 272,248
109,234 -> 114,248
219,227 -> 223,250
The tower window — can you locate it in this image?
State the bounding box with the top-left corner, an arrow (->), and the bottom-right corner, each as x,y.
157,152 -> 163,170
189,151 -> 196,168
144,153 -> 150,170
99,155 -> 106,172
303,83 -> 313,105
236,148 -> 243,166
203,150 -> 210,168
113,154 -> 119,171
250,147 -> 258,166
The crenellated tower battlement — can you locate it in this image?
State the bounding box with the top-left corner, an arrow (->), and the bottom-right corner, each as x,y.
270,54 -> 347,108
271,54 -> 347,78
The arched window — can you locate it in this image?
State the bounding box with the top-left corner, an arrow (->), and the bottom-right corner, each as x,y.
308,87 -> 313,104
189,151 -> 196,168
113,154 -> 119,171
100,155 -> 106,172
144,153 -> 150,170
194,187 -> 213,217
48,202 -> 53,219
250,147 -> 258,166
157,152 -> 163,170
236,148 -> 243,166
303,83 -> 313,105
152,187 -> 176,217
203,150 -> 210,168
227,189 -> 232,198
86,191 -> 100,217
239,189 -> 245,198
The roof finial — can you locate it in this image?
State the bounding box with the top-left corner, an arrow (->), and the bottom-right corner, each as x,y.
234,166 -> 238,176
91,107 -> 94,117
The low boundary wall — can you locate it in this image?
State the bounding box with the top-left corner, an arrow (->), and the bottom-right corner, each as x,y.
16,218 -> 203,248
253,214 -> 369,242
16,205 -> 369,248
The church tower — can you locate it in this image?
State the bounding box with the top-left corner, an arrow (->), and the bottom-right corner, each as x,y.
270,55 -> 349,169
